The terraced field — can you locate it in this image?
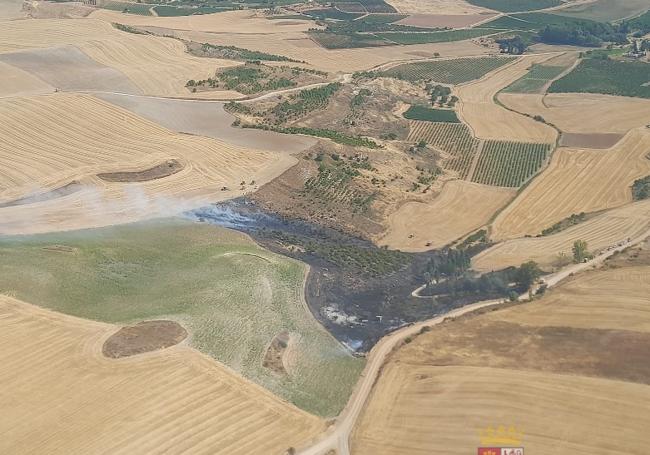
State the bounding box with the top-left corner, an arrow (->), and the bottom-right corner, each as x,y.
0,221 -> 364,416
0,93 -> 294,235
0,295 -> 324,455
407,121 -> 479,179
474,199 -> 650,271
491,128 -> 650,240
382,56 -> 514,84
471,140 -> 551,187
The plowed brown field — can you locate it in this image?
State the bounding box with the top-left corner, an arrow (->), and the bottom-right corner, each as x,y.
0,93 -> 295,234
490,128 -> 650,240
455,55 -> 558,143
379,180 -> 515,251
0,295 -> 323,455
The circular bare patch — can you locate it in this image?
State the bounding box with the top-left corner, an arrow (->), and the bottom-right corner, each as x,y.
103,320 -> 187,358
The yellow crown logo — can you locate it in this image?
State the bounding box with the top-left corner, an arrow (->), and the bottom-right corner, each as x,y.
479,426 -> 523,446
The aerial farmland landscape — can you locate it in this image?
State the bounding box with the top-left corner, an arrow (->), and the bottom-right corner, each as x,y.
0,0 -> 649,453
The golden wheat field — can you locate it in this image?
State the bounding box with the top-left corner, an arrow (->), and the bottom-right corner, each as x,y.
474,199 -> 650,271
0,295 -> 323,455
0,93 -> 295,234
490,128 -> 650,240
379,180 -> 515,251
492,266 -> 650,332
455,55 -> 558,143
385,0 -> 493,14
0,60 -> 53,97
352,365 -> 650,455
499,92 -> 650,134
0,18 -> 239,97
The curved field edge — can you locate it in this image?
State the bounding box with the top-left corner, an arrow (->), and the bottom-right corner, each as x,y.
0,294 -> 324,455
0,220 -> 364,417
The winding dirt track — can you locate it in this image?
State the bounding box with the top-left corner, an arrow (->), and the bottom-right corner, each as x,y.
299,230 -> 649,455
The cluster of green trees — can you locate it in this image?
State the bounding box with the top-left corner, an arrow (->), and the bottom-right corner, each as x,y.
270,83 -> 342,123
495,35 -> 529,54
538,21 -> 628,47
632,175 -> 650,200
540,212 -> 587,236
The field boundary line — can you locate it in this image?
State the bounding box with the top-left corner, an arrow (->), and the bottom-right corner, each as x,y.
465,138 -> 485,182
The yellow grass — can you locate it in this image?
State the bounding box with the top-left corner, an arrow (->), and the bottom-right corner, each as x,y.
385,0 -> 494,14
499,92 -> 650,134
492,266 -> 650,333
0,61 -> 53,97
352,364 -> 650,455
0,295 -> 323,454
455,55 -> 558,143
0,18 -> 239,96
473,199 -> 650,271
378,180 -> 515,251
0,93 -> 295,234
490,127 -> 650,240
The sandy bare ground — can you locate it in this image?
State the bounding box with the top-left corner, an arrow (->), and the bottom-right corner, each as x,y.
378,180 -> 515,251
493,266 -> 650,332
24,0 -> 95,18
0,0 -> 24,19
499,92 -> 650,135
0,295 -> 323,455
395,13 -> 496,28
0,45 -> 141,94
474,199 -> 650,271
0,60 -> 53,97
0,18 -> 240,97
95,93 -> 317,153
385,0 -> 494,14
0,93 -> 296,235
352,364 -> 650,455
490,127 -> 650,240
455,55 -> 558,143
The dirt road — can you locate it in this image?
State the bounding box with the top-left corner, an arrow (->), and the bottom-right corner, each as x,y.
298,229 -> 650,455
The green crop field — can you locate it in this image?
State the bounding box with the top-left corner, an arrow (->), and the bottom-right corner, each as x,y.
403,105 -> 459,123
408,121 -> 480,179
466,0 -> 561,13
502,64 -> 567,94
102,1 -> 153,15
376,28 -> 498,45
382,56 -> 514,84
482,12 -> 597,31
549,58 -> 650,99
471,140 -> 551,187
0,220 -> 364,417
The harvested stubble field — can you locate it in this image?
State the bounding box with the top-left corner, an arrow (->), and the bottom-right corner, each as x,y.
473,199 -> 650,271
455,54 -> 558,143
0,93 -> 295,235
385,0 -> 494,14
0,295 -> 324,455
0,60 -> 53,98
490,128 -> 650,240
554,0 -> 650,22
379,179 -> 515,251
395,13 -> 497,29
499,92 -> 650,135
0,221 -> 364,416
0,18 -> 239,97
352,256 -> 650,455
382,56 -> 514,84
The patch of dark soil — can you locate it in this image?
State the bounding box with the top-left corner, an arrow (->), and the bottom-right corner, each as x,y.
0,181 -> 82,208
186,199 -> 475,351
97,159 -> 183,183
263,331 -> 290,374
403,318 -> 650,385
102,320 -> 187,358
559,132 -> 623,149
